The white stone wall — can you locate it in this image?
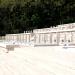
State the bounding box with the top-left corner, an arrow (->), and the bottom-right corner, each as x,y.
39,34 -> 45,44
33,23 -> 75,46
4,23 -> 75,46
51,33 -> 58,45
35,34 -> 40,44
65,32 -> 72,44
59,32 -> 65,45
5,33 -> 31,43
72,32 -> 75,44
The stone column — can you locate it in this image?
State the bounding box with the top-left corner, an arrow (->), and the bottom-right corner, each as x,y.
71,31 -> 73,43
9,35 -> 10,41
23,34 -> 24,42
20,34 -> 21,42
39,34 -> 40,44
24,34 -> 26,42
17,35 -> 19,41
29,34 -> 30,42
44,34 -> 46,44
12,35 -> 13,41
27,34 -> 28,42
50,33 -> 52,45
57,32 -> 60,46
19,34 -> 21,41
72,31 -> 75,45
35,34 -> 39,44
26,34 -> 27,42
44,33 -> 47,44
64,32 -> 66,44
47,33 -> 50,44
34,34 -> 36,43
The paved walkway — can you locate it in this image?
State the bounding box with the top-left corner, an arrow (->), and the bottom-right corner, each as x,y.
0,46 -> 75,75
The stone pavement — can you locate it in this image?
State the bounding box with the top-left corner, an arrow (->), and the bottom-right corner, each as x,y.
0,46 -> 75,75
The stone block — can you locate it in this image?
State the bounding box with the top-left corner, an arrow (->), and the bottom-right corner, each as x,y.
6,45 -> 14,51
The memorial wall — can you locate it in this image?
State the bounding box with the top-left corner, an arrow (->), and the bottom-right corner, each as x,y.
33,23 -> 75,46
5,23 -> 75,46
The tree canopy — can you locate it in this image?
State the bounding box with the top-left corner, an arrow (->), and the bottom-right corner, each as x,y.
0,0 -> 75,35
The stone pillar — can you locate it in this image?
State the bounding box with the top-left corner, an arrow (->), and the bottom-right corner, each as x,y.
43,34 -> 46,44
40,33 -> 45,44
44,34 -> 46,44
19,34 -> 21,42
39,34 -> 40,44
23,34 -> 24,42
47,33 -> 50,44
71,31 -> 73,43
9,35 -> 10,41
72,31 -> 75,45
57,32 -> 60,46
42,33 -> 45,44
64,32 -> 66,44
34,34 -> 36,43
50,33 -> 52,45
26,34 -> 27,42
13,35 -> 14,41
16,35 -> 18,41
24,34 -> 26,42
29,34 -> 30,42
27,34 -> 28,42
35,34 -> 39,44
